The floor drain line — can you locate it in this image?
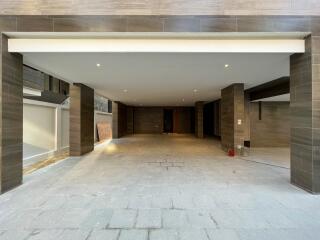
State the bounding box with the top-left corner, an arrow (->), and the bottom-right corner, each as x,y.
238,157 -> 289,169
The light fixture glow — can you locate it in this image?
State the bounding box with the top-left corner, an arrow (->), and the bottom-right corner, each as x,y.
96,63 -> 101,67
182,98 -> 185,102
193,89 -> 198,93
123,89 -> 128,93
225,64 -> 229,68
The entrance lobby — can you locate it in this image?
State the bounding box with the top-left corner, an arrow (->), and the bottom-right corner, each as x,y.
1,9 -> 320,240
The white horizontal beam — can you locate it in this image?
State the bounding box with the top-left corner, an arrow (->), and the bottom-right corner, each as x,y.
8,39 -> 305,53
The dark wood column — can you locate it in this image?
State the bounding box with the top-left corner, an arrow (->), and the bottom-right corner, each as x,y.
126,106 -> 134,135
195,101 -> 204,138
69,83 -> 94,156
290,35 -> 320,193
0,34 -> 23,193
221,83 -> 245,155
112,101 -> 127,139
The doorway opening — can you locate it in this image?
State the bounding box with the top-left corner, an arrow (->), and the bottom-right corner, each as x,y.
163,109 -> 173,133
203,102 -> 214,137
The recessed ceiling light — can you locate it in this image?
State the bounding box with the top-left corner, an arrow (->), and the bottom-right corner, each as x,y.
96,63 -> 101,67
225,64 -> 229,68
123,89 -> 128,93
193,89 -> 198,93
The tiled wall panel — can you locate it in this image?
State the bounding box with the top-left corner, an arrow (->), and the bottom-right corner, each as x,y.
133,107 -> 163,134
126,106 -> 134,135
0,0 -> 320,15
0,15 -> 319,34
250,102 -> 290,147
213,100 -> 221,137
112,102 -> 127,138
290,35 -> 320,193
195,102 -> 204,138
69,83 -> 94,156
0,34 -> 23,193
221,84 -> 245,153
131,107 -> 193,134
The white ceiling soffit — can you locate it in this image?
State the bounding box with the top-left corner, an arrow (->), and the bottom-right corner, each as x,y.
23,52 -> 290,106
9,39 -> 305,53
5,32 -> 309,39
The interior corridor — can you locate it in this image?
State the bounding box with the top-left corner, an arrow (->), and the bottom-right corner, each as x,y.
0,135 -> 319,240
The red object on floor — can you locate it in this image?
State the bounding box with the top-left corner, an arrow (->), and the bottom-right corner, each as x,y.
228,149 -> 235,157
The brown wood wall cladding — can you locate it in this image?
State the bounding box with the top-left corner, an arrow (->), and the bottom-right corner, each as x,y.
243,93 -> 251,142
126,106 -> 134,134
69,83 -> 94,156
112,102 -> 119,138
133,107 -> 163,134
131,107 -> 193,134
112,102 -> 127,138
250,102 -> 290,148
22,65 -> 70,104
195,102 -> 204,138
0,16 -> 319,35
23,65 -> 45,91
0,1 -> 320,15
0,34 -> 23,193
173,108 -> 192,134
290,36 -> 320,193
213,100 -> 221,137
221,84 -> 245,153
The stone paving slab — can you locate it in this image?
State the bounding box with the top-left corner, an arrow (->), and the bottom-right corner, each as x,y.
118,230 -> 148,240
88,229 -> 120,240
136,209 -> 162,229
149,229 -> 179,240
0,135 -> 319,240
108,209 -> 137,229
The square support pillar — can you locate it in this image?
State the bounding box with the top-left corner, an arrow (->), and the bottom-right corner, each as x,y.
290,35 -> 320,193
69,83 -> 94,156
126,106 -> 134,135
221,83 -> 245,155
195,101 -> 204,138
112,101 -> 127,139
0,34 -> 23,193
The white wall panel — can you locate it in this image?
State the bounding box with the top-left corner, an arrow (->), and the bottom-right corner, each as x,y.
23,103 -> 56,159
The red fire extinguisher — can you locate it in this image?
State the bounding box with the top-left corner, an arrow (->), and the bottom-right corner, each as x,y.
228,149 -> 235,157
